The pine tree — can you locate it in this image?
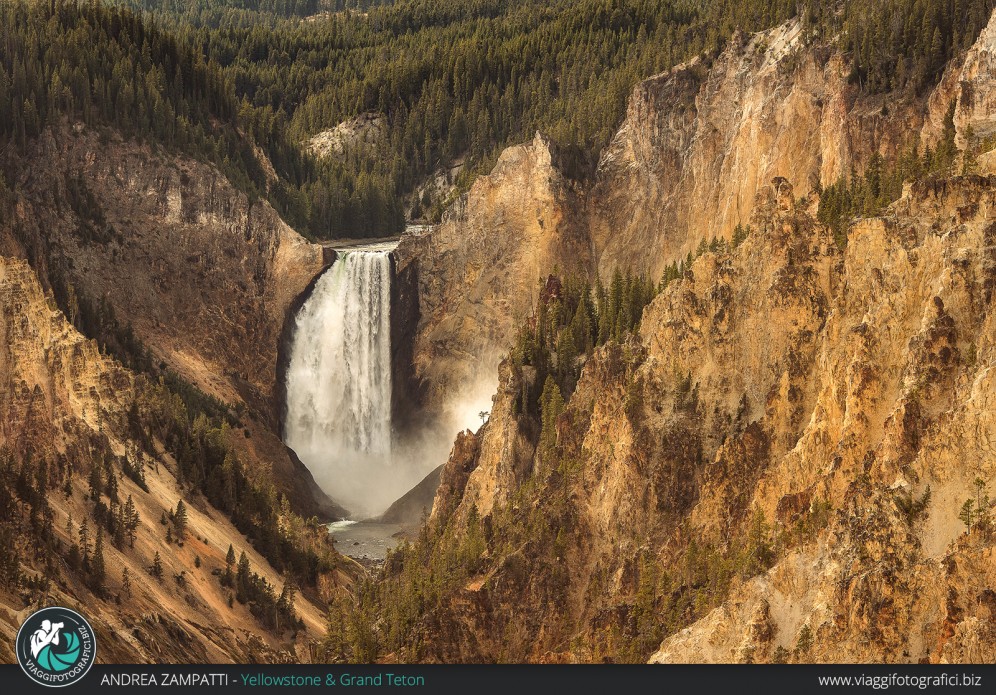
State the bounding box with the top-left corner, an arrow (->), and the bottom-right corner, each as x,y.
92,529 -> 106,586
124,494 -> 139,548
223,544 -> 236,587
276,581 -> 297,632
151,550 -> 163,579
959,499 -> 975,532
88,466 -> 102,500
121,567 -> 132,599
105,465 -> 118,503
79,517 -> 91,566
539,376 -> 565,465
732,223 -> 748,247
112,503 -> 126,549
236,551 -> 251,603
174,499 -> 188,541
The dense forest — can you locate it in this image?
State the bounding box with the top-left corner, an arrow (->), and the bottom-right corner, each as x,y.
2,0 -> 991,237
118,0 -> 994,234
0,2 -> 278,207
118,0 -> 801,233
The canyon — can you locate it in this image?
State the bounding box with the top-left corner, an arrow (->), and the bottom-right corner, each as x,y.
0,254 -> 356,663
1,4 -> 996,668
399,14 -> 996,411
381,13 -> 996,663
0,127 -> 356,662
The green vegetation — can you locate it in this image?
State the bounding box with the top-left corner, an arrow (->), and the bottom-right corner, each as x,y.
657,232 -> 739,296
316,268 -> 661,662
130,377 -> 333,586
334,259 -> 839,663
66,0 -> 808,236
0,2 -> 267,198
960,477 -> 992,535
837,0 -> 995,94
113,0 -> 992,238
4,0 -> 990,237
0,249 -> 334,635
817,103 -> 960,247
511,271 -> 657,418
132,0 -> 796,220
0,448 -> 58,592
118,0 -> 393,23
0,439 -> 148,598
220,549 -> 302,633
894,485 -> 932,525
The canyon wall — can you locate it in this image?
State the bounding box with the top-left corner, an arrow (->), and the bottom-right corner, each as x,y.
1,126 -> 330,416
0,256 -> 346,663
0,125 -> 338,517
391,12 -> 996,664
395,132 -> 590,416
400,15 -> 993,410
650,174 -> 996,663
414,173 -> 996,664
588,15 -> 994,279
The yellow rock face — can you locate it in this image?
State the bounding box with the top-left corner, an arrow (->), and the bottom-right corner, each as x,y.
0,255 -> 337,664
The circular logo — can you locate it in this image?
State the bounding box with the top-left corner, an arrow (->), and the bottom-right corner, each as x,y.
15,607 -> 96,687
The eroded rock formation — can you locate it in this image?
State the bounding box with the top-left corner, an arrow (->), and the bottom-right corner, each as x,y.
0,125 -> 338,518
416,174 -> 996,664
401,13 -> 996,412
395,132 -> 590,414
390,14 -> 996,665
0,256 -> 352,663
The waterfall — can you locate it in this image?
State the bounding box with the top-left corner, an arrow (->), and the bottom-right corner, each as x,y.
284,250 -> 397,518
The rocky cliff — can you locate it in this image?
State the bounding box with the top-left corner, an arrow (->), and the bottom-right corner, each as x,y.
1,125 -> 329,416
405,173 -> 996,664
379,12 -> 996,664
395,132 -> 590,418
648,174 -> 996,663
0,125 -> 338,518
400,13 -> 996,409
588,15 -> 996,279
0,256 -> 352,663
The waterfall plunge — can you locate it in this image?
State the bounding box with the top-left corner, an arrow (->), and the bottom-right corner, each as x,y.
284,250 -> 405,518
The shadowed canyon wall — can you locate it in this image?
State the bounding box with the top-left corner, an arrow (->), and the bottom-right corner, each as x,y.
0,125 -> 339,519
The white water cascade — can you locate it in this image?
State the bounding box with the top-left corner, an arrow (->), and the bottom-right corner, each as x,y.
284,249 -> 402,518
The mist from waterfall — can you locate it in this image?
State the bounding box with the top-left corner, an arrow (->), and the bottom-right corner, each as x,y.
284,250 -> 405,518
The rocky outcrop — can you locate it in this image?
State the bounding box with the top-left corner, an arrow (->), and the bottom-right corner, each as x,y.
404,174 -> 996,664
429,360 -> 538,527
395,132 -> 591,416
0,257 -> 132,452
1,125 -> 328,415
953,11 -> 996,147
0,125 -> 339,518
649,175 -> 996,664
0,255 -> 339,663
379,464 -> 444,526
307,112 -> 386,160
588,16 -> 996,280
390,254 -> 425,432
399,15 -> 996,422
590,21 -> 845,277
392,11 -> 996,662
